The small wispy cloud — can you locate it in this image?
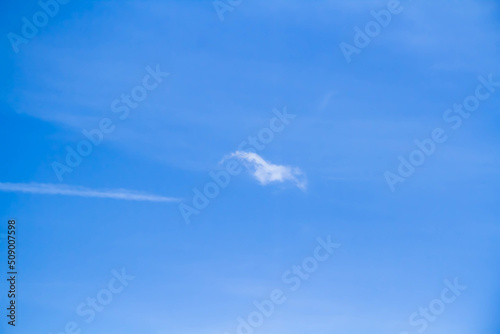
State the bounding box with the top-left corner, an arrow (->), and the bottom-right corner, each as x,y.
319,90 -> 337,111
224,151 -> 307,190
0,182 -> 180,202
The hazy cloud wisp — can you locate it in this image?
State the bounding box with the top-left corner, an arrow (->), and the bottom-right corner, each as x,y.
225,151 -> 307,190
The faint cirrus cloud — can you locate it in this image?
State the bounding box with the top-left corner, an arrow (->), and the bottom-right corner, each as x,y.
0,182 -> 180,202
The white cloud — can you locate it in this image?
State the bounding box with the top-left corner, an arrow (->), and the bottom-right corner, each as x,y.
0,182 -> 180,202
225,151 -> 307,190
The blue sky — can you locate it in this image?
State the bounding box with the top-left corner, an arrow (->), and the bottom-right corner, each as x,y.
1,0 -> 500,333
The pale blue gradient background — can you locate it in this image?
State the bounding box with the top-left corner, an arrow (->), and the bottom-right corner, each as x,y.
1,0 -> 500,333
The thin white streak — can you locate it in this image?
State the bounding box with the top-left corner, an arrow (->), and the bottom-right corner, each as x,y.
0,182 -> 180,202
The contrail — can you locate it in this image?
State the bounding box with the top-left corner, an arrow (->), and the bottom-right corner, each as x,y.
0,182 -> 180,202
